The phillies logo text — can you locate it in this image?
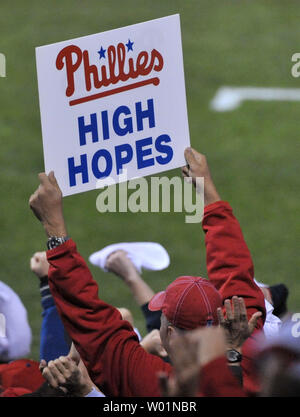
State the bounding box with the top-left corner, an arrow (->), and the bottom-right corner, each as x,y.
56,40 -> 164,106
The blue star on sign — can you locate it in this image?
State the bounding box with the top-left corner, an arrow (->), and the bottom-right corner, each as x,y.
126,39 -> 134,52
98,46 -> 106,59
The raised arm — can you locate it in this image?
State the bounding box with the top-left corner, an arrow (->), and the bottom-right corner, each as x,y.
30,251 -> 70,362
182,148 -> 266,324
29,172 -> 171,397
202,201 -> 266,323
182,148 -> 266,395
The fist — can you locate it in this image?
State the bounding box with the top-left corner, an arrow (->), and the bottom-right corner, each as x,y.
105,250 -> 138,281
30,251 -> 49,278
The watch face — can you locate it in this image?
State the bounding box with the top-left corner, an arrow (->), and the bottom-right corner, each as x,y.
227,350 -> 241,362
47,238 -> 57,250
47,237 -> 67,250
228,351 -> 237,361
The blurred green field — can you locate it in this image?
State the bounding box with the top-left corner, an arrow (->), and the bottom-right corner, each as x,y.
0,0 -> 299,360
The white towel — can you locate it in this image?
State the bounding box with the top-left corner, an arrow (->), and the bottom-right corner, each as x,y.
89,242 -> 170,273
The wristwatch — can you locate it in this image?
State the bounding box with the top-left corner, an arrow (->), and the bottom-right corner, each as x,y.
47,236 -> 69,250
226,349 -> 242,363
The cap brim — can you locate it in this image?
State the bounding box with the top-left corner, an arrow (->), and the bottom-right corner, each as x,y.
148,291 -> 166,311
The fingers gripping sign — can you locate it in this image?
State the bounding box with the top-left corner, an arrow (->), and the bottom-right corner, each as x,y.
181,147 -> 221,206
29,171 -> 68,238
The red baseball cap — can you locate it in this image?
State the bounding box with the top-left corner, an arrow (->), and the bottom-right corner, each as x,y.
148,276 -> 222,330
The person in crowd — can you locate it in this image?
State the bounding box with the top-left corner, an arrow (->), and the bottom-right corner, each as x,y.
28,147 -> 266,397
264,283 -> 289,319
3,251 -> 105,398
31,250 -> 142,356
0,281 -> 45,396
0,281 -> 32,362
105,250 -> 166,359
159,325 -> 243,397
29,252 -> 136,396
106,252 -> 286,339
255,279 -> 289,319
30,251 -> 70,362
29,252 -> 101,396
254,318 -> 300,396
105,250 -> 161,334
104,249 -> 284,361
158,295 -> 260,396
158,315 -> 300,397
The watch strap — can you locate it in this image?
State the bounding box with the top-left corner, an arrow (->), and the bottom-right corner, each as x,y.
47,236 -> 69,250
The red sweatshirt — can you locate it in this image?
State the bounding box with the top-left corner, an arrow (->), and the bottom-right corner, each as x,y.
46,201 -> 260,397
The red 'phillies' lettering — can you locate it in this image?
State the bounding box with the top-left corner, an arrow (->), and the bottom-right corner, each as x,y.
56,45 -> 83,97
56,43 -> 164,98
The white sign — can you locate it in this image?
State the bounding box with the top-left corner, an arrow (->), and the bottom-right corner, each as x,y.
36,15 -> 190,196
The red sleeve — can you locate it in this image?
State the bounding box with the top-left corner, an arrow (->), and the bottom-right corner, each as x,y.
202,201 -> 266,395
47,239 -> 171,397
199,357 -> 245,397
202,201 -> 266,325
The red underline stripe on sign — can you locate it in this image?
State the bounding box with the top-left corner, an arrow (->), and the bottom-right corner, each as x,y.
69,77 -> 160,106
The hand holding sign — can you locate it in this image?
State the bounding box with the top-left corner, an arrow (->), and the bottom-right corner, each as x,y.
181,148 -> 221,207
29,172 -> 67,237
